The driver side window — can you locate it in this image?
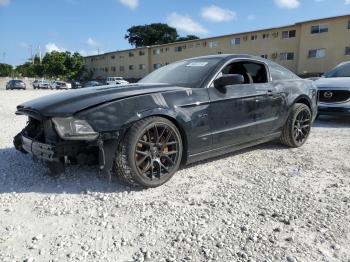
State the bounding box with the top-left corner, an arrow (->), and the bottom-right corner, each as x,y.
221,61 -> 268,84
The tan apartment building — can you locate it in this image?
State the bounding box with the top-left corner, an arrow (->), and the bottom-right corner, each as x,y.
84,14 -> 350,80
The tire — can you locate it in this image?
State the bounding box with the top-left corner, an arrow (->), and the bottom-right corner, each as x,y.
280,103 -> 312,148
114,116 -> 183,188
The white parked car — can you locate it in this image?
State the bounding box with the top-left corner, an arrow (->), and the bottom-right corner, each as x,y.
33,79 -> 51,89
314,61 -> 350,116
106,77 -> 129,85
50,81 -> 72,90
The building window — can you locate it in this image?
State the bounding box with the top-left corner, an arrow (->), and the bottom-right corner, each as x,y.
230,38 -> 240,45
129,65 -> 134,70
345,47 -> 350,56
120,66 -> 125,72
282,30 -> 296,39
111,66 -> 116,72
308,48 -> 326,58
153,49 -> 160,55
165,47 -> 169,52
280,52 -> 294,61
243,36 -> 248,41
263,33 -> 269,39
272,32 -> 279,38
261,54 -> 268,59
311,24 -> 328,34
128,52 -> 134,57
153,63 -> 162,69
208,41 -> 219,48
139,64 -> 146,70
251,35 -> 257,40
348,20 -> 350,29
111,55 -> 115,59
188,43 -> 194,48
119,55 -> 124,59
105,67 -> 109,72
139,50 -> 145,56
175,46 -> 182,52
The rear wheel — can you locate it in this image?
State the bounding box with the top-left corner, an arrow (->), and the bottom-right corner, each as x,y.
280,103 -> 312,148
114,117 -> 183,188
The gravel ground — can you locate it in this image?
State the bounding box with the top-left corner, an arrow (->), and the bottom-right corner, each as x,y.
0,90 -> 349,262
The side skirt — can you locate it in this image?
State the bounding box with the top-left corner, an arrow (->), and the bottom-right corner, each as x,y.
186,132 -> 281,165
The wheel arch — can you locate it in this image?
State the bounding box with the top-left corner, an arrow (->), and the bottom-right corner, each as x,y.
294,95 -> 312,110
121,109 -> 189,165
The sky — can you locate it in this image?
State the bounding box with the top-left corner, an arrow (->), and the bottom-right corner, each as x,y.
0,0 -> 350,66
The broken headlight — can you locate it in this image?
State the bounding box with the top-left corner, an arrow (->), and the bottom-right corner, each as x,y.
52,117 -> 98,141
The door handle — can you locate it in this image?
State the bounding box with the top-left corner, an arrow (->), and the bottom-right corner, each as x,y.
267,90 -> 274,96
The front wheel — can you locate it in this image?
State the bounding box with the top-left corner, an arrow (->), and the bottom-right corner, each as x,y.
280,103 -> 312,148
114,117 -> 183,188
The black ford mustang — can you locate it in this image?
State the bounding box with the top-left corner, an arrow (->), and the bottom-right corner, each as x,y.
14,54 -> 318,188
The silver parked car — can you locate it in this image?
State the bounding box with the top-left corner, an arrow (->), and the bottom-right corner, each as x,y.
33,79 -> 51,89
315,61 -> 350,116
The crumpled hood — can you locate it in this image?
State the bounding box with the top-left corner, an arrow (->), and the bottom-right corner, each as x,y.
16,83 -> 187,117
314,77 -> 350,90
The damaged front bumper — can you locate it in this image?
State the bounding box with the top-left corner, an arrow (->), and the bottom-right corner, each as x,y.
13,118 -> 121,175
20,135 -> 58,162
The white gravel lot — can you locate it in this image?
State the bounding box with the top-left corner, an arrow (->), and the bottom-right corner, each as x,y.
0,90 -> 349,262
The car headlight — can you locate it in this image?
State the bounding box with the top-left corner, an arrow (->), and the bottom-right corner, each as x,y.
52,117 -> 98,140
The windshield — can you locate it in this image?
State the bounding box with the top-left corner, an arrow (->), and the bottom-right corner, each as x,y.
139,58 -> 222,88
324,62 -> 350,78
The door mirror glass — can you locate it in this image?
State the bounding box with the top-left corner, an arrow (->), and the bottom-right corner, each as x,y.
214,74 -> 244,89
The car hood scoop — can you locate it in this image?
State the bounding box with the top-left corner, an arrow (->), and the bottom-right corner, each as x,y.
17,83 -> 186,118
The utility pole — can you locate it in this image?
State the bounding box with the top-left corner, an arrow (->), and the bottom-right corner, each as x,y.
29,44 -> 33,64
39,45 -> 42,63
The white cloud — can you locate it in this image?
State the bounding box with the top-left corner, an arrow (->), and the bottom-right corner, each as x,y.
86,37 -> 100,47
119,0 -> 138,9
274,0 -> 300,9
0,0 -> 10,6
167,12 -> 208,34
345,0 -> 350,4
45,43 -> 64,53
201,5 -> 236,22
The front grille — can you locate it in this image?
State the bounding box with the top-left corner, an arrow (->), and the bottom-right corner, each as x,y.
24,117 -> 45,141
318,90 -> 350,103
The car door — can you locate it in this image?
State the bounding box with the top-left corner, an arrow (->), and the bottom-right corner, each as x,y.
207,59 -> 283,149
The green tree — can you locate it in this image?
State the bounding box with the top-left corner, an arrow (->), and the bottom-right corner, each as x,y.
176,35 -> 200,42
15,62 -> 34,77
0,63 -> 13,77
42,51 -> 67,78
14,51 -> 86,80
125,23 -> 179,47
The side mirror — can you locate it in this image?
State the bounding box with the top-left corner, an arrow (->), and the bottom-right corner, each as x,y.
214,74 -> 244,89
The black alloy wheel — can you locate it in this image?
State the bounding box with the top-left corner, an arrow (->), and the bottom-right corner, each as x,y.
281,103 -> 312,148
115,117 -> 183,188
134,123 -> 181,181
293,108 -> 311,144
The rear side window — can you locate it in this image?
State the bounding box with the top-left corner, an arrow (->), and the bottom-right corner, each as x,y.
268,61 -> 299,80
221,61 -> 268,84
